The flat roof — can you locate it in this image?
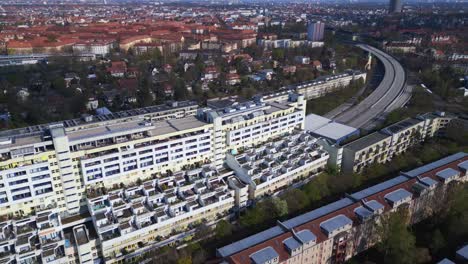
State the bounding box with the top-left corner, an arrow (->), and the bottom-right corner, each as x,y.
384,188 -> 412,203
344,131 -> 390,152
419,177 -> 438,188
312,122 -> 359,141
459,160 -> 468,171
319,214 -> 352,234
456,244 -> 468,260
305,114 -> 358,142
403,152 -> 467,178
437,258 -> 455,264
305,114 -> 331,131
250,247 -> 279,264
350,175 -> 409,201
383,118 -> 422,134
364,200 -> 384,212
0,101 -> 198,141
67,116 -> 208,143
436,168 -> 459,180
295,229 -> 316,243
354,206 -> 373,219
283,237 -> 301,251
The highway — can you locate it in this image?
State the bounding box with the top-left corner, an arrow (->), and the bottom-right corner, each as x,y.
333,44 -> 407,129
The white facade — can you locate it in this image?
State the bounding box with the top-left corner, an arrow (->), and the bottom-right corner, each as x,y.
73,41 -> 114,56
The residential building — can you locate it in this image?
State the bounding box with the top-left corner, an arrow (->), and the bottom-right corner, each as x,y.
73,39 -> 115,57
133,42 -> 163,56
456,245 -> 468,262
0,94 -> 315,264
218,152 -> 468,264
294,56 -> 310,65
384,42 -> 416,54
307,22 -> 325,42
293,70 -> 366,100
253,71 -> 365,105
196,94 -> 306,168
389,0 -> 403,13
0,101 -> 198,217
225,131 -> 329,199
119,35 -> 153,51
107,61 -> 127,78
342,112 -> 455,173
88,166 -> 236,262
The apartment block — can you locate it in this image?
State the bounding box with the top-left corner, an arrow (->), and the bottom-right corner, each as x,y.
226,131 -> 329,199
197,93 -> 306,168
0,209 -> 67,264
0,93 -> 315,263
0,101 -> 199,217
217,152 -> 468,264
294,70 -> 366,100
87,166 -> 236,262
72,40 -> 116,57
342,112 -> 456,173
257,71 -> 366,105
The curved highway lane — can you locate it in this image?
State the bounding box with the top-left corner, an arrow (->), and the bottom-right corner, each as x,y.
333,44 -> 406,129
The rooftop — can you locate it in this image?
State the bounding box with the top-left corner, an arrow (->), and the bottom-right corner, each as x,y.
250,246 -> 279,264
437,258 -> 455,264
294,229 -> 316,244
0,101 -> 198,148
403,152 -> 467,178
219,152 -> 468,262
306,114 -> 359,143
456,244 -> 468,260
319,214 -> 352,235
435,168 -> 459,180
364,200 -> 384,212
283,237 -> 301,252
344,131 -> 390,152
382,118 -> 422,134
384,188 -> 412,204
419,177 -> 438,188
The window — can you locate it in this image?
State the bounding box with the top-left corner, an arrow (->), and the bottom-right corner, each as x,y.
9,179 -> 28,186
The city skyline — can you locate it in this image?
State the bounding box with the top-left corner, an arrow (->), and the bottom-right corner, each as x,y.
0,0 -> 465,263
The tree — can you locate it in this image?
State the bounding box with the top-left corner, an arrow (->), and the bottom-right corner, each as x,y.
414,248 -> 432,264
325,164 -> 340,176
240,206 -> 266,227
263,197 -> 288,219
429,229 -> 446,255
176,256 -> 192,264
192,248 -> 207,264
303,173 -> 330,202
272,48 -> 285,61
377,209 -> 416,264
446,184 -> 468,243
194,223 -> 212,240
174,78 -> 188,100
215,220 -> 233,239
282,189 -> 310,213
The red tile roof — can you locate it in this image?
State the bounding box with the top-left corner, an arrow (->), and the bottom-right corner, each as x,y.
226,154 -> 468,264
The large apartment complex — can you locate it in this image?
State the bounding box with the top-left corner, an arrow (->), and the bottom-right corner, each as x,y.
217,152 -> 468,264
259,70 -> 367,104
293,70 -> 366,100
340,112 -> 455,173
0,93 -> 331,264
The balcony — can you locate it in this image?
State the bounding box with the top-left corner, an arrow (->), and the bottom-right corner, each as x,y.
101,230 -> 121,242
